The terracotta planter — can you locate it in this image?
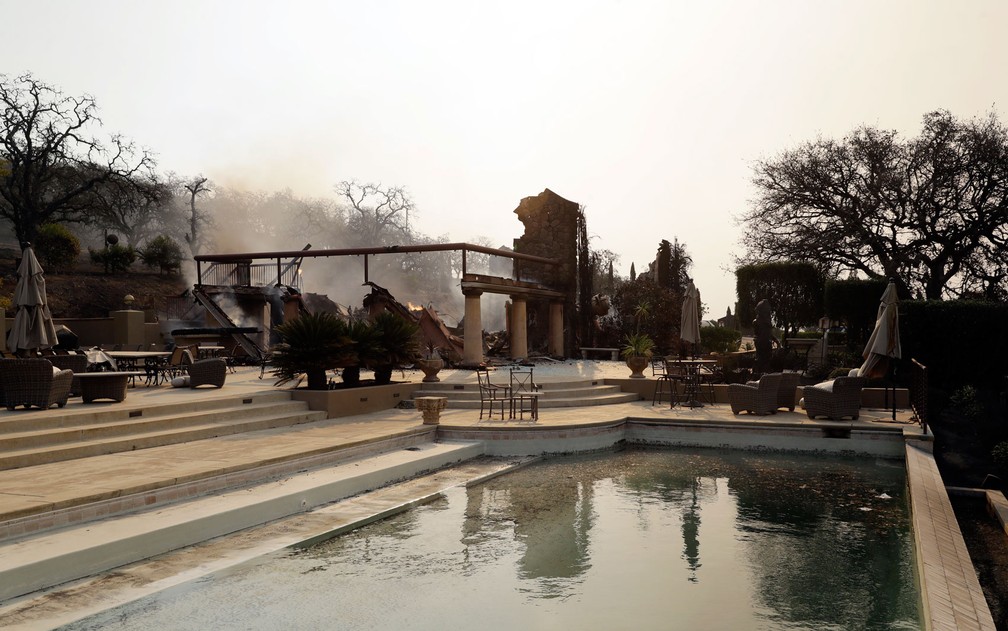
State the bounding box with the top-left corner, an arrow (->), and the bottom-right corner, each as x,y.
626,356 -> 649,379
417,358 -> 444,382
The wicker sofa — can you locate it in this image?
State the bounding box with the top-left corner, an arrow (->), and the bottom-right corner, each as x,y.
187,358 -> 227,388
804,376 -> 866,420
0,358 -> 74,410
728,372 -> 782,416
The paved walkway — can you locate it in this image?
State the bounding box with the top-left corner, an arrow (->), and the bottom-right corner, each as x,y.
0,363 -> 919,532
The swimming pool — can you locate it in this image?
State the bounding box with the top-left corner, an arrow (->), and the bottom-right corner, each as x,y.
63,448 -> 921,630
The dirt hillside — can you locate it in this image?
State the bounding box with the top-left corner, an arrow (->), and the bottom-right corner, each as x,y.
2,256 -> 190,319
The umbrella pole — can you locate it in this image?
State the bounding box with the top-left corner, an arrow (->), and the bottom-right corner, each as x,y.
887,362 -> 897,422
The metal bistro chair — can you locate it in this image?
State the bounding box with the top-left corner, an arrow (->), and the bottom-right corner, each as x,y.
155,346 -> 195,385
653,358 -> 686,407
476,366 -> 511,421
697,361 -> 719,405
509,367 -> 539,421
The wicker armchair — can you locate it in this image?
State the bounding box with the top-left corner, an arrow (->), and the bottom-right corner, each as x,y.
728,372 -> 782,416
47,354 -> 89,397
804,376 -> 866,420
0,358 -> 74,410
747,371 -> 800,412
187,358 -> 227,388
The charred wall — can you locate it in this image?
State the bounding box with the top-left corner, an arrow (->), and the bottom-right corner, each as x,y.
512,189 -> 579,356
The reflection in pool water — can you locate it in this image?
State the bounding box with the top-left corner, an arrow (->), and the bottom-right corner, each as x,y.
63,448 -> 921,630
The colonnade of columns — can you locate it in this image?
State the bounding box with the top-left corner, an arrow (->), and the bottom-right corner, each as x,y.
461,290 -> 564,363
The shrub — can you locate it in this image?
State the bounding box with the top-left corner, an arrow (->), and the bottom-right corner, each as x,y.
700,325 -> 741,354
139,235 -> 184,275
950,385 -> 984,421
89,244 -> 136,273
992,442 -> 1008,469
34,223 -> 80,272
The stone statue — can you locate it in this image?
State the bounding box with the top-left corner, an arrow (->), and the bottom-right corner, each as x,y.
753,299 -> 778,374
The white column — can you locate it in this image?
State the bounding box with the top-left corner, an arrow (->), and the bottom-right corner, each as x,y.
548,301 -> 564,357
510,296 -> 528,360
463,290 -> 483,365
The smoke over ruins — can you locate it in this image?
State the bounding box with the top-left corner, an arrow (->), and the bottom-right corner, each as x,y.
190,182 -> 522,332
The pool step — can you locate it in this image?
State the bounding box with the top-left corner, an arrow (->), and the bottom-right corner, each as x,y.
414,379 -> 640,409
0,440 -> 485,603
0,397 -> 327,470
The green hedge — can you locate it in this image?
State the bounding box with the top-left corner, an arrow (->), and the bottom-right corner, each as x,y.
900,300 -> 1008,388
824,278 -> 888,349
700,325 -> 741,354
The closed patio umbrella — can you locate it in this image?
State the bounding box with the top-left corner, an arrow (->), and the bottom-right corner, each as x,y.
859,280 -> 901,420
859,281 -> 901,379
680,280 -> 701,357
7,244 -> 58,354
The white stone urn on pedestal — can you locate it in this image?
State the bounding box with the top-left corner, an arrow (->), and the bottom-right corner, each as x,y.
417,358 -> 444,382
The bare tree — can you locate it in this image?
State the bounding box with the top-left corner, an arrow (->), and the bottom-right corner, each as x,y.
739,110 -> 1008,300
335,180 -> 414,246
85,172 -> 174,246
183,176 -> 211,255
0,73 -> 154,245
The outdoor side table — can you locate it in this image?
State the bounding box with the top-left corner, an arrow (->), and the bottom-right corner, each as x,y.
76,371 -> 147,403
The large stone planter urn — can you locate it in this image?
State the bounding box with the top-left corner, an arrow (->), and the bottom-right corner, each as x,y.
625,356 -> 649,379
415,396 -> 447,424
417,358 -> 444,383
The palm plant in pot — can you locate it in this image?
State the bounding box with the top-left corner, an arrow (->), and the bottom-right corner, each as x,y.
621,302 -> 654,378
621,332 -> 655,378
368,311 -> 420,385
271,311 -> 357,390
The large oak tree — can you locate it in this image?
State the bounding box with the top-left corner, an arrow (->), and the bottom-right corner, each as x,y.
739,110 -> 1008,300
0,74 -> 153,245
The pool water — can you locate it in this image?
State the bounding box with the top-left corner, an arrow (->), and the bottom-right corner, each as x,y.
63,448 -> 921,630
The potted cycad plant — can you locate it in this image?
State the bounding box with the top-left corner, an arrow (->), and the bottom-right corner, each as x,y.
368,311 -> 420,385
342,319 -> 381,387
271,311 -> 357,390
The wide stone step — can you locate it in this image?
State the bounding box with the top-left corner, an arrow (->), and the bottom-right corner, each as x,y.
0,440 -> 484,602
430,392 -> 641,409
0,400 -> 313,452
0,390 -> 292,435
418,378 -> 605,393
414,378 -> 639,410
415,384 -> 625,401
0,406 -> 328,470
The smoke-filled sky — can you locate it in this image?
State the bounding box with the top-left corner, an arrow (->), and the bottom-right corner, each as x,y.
5,1 -> 1007,317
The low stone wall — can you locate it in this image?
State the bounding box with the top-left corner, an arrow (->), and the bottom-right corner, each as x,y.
605,377 -> 909,408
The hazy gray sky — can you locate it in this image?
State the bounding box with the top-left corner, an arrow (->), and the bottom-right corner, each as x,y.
5,0 -> 1006,315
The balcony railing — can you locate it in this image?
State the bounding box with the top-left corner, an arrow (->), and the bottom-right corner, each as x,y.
910,358 -> 928,434
198,262 -> 302,290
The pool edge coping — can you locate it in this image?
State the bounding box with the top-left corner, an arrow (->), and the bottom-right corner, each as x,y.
906,443 -> 996,631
